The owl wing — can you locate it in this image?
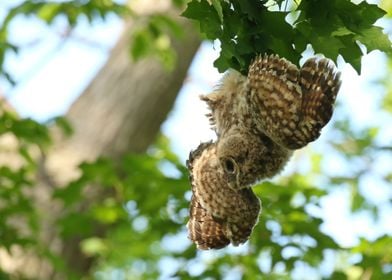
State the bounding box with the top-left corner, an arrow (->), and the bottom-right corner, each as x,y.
187,142 -> 229,249
187,194 -> 230,249
187,142 -> 261,249
225,188 -> 261,246
247,54 -> 303,149
291,58 -> 341,147
187,188 -> 261,249
248,55 -> 341,149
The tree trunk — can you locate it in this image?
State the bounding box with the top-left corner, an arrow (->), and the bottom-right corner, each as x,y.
0,2 -> 201,278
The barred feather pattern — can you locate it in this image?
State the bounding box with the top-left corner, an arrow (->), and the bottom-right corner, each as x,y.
187,54 -> 341,250
248,54 -> 341,149
187,142 -> 260,249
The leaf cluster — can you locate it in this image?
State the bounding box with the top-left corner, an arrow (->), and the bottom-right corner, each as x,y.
50,133 -> 391,279
0,1 -> 392,278
0,105 -> 50,271
0,0 -> 130,84
1,106 -> 391,279
130,13 -> 185,70
183,0 -> 392,74
0,0 -> 190,84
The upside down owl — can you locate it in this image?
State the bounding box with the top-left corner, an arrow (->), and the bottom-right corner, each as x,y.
187,54 -> 341,249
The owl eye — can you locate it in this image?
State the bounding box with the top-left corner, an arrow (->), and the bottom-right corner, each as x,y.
223,158 -> 236,174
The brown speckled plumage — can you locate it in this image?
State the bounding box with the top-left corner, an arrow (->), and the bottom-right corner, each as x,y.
187,142 -> 260,249
188,54 -> 341,250
248,55 -> 341,149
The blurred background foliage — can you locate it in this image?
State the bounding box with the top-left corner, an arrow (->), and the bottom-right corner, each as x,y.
0,0 -> 392,279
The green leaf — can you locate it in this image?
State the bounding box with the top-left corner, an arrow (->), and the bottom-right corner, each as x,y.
129,14 -> 180,70
295,0 -> 391,73
330,271 -> 347,280
53,180 -> 85,206
355,26 -> 392,54
232,0 -> 266,21
332,27 -> 355,37
58,212 -> 94,238
0,0 -> 130,82
91,199 -> 124,224
0,111 -> 51,148
56,117 -> 73,136
151,14 -> 184,39
338,35 -> 363,73
37,3 -> 61,23
351,186 -> 366,212
182,0 -> 222,40
353,1 -> 387,26
81,237 -> 108,257
131,30 -> 153,60
312,36 -> 344,61
211,0 -> 223,22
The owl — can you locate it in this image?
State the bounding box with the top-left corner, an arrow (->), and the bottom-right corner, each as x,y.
187,54 -> 341,249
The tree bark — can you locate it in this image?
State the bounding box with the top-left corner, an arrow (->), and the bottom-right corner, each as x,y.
0,2 -> 201,278
47,15 -> 200,186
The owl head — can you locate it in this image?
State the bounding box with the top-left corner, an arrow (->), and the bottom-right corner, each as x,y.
216,132 -> 260,190
216,131 -> 292,190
